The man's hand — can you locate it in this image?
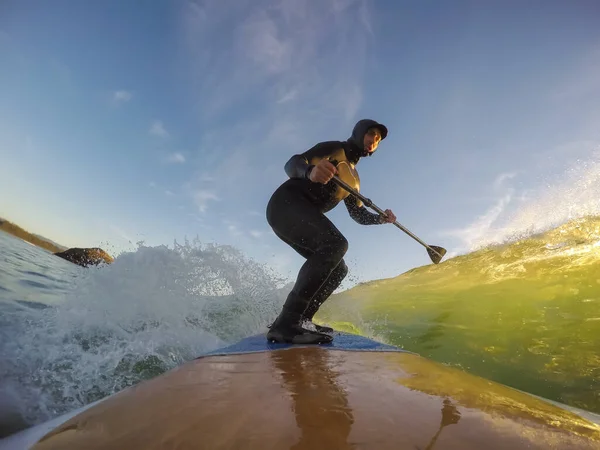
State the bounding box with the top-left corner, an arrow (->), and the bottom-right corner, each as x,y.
309,159 -> 337,184
381,209 -> 396,224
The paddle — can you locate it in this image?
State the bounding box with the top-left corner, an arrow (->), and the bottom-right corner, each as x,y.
330,175 -> 447,264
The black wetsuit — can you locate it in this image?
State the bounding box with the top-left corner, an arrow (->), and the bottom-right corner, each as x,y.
266,119 -> 388,344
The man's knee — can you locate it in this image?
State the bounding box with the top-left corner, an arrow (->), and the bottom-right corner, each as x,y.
336,260 -> 349,280
324,234 -> 348,261
339,236 -> 349,256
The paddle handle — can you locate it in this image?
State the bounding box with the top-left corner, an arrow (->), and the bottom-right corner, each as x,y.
330,176 -> 440,256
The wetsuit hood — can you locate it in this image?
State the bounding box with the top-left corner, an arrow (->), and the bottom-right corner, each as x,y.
347,119 -> 388,161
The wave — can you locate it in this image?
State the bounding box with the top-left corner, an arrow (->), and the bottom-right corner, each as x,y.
0,238 -> 289,433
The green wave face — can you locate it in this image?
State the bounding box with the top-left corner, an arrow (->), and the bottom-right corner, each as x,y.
319,216 -> 600,415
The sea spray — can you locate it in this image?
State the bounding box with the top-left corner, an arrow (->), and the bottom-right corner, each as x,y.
0,238 -> 290,433
455,146 -> 600,252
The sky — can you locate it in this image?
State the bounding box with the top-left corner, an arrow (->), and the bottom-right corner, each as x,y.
1,0 -> 600,287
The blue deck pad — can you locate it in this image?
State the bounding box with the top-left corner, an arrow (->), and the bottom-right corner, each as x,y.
201,331 -> 409,358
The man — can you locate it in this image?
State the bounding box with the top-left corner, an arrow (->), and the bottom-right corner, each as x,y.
266,119 -> 397,344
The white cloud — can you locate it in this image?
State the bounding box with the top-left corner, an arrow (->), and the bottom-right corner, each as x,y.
222,219 -> 245,237
443,192 -> 514,251
249,230 -> 263,238
165,190 -> 175,196
186,213 -> 212,229
193,190 -> 219,213
440,168 -> 520,251
493,172 -> 517,190
166,152 -> 186,163
276,88 -> 298,104
228,224 -> 243,237
240,11 -> 292,75
113,90 -> 133,104
150,120 -> 169,138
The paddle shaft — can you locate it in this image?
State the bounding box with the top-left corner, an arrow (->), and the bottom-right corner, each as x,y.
331,176 -> 443,258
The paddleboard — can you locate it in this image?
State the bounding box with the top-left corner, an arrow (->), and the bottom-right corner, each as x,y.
1,331 -> 599,449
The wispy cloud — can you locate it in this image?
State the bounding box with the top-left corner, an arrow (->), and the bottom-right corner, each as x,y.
441,170 -> 519,251
444,192 -> 514,251
199,173 -> 214,182
276,88 -> 298,104
227,224 -> 243,237
150,120 -> 169,138
443,143 -> 600,253
193,189 -> 219,213
222,219 -> 245,237
493,171 -> 517,190
240,11 -> 292,75
178,0 -> 372,215
180,0 -> 371,119
165,190 -> 175,196
166,152 -> 186,163
113,90 -> 133,104
249,230 -> 263,238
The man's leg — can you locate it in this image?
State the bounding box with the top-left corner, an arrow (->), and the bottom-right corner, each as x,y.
270,238 -> 348,333
301,259 -> 348,332
266,188 -> 348,343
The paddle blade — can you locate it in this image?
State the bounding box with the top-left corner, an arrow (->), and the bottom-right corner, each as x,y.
427,245 -> 447,264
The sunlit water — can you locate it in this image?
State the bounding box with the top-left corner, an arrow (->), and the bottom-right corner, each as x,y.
319,150 -> 600,416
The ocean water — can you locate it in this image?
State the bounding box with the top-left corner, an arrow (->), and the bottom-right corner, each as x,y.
0,233 -> 289,437
3,150 -> 600,438
318,152 -> 600,417
319,215 -> 600,416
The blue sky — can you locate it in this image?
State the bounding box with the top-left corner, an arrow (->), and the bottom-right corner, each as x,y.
1,0 -> 600,286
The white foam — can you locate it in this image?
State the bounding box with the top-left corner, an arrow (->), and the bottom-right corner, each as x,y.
0,238 -> 289,433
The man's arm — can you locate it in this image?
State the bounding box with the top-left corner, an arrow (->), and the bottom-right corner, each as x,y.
344,195 -> 383,225
284,141 -> 343,180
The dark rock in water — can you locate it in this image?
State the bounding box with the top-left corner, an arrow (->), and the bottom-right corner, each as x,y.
54,248 -> 114,267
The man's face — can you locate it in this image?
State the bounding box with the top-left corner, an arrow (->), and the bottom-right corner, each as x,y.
363,127 -> 382,154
